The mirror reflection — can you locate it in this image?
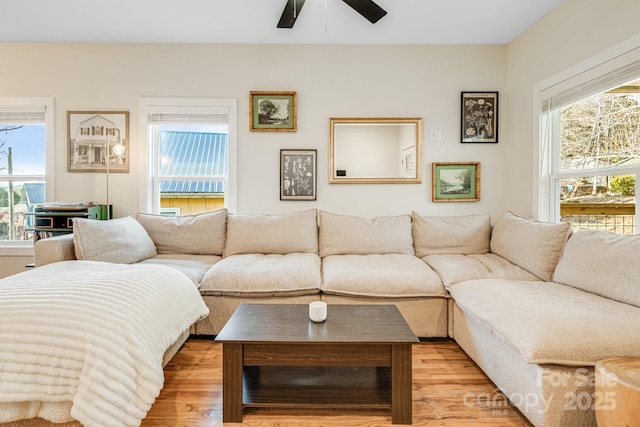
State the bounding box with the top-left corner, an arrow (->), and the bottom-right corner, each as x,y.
329,117 -> 423,184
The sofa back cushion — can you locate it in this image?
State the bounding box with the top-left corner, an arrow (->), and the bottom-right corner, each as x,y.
553,229 -> 640,308
412,212 -> 491,257
73,216 -> 157,264
319,211 -> 414,257
490,210 -> 572,281
224,209 -> 318,256
136,209 -> 227,255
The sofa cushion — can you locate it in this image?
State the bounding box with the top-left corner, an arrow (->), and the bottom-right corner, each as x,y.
224,209 -> 318,256
322,254 -> 446,298
319,211 -> 414,257
450,278 -> 640,366
412,212 -> 491,257
490,210 -> 572,281
199,253 -> 321,297
553,229 -> 640,308
136,209 -> 227,255
73,216 -> 157,264
423,253 -> 540,287
138,254 -> 220,287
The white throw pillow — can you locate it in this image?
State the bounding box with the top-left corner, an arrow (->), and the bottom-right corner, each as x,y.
553,229 -> 640,308
319,211 -> 414,257
490,210 -> 572,281
136,209 -> 227,255
412,212 -> 491,257
73,216 -> 157,264
224,209 -> 319,256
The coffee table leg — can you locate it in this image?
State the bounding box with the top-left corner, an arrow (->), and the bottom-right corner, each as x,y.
391,344 -> 413,424
222,343 -> 243,422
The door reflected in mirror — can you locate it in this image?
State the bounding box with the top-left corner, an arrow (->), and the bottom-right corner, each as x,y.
329,117 -> 423,184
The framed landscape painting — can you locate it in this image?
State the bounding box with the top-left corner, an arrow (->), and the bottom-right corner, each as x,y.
432,162 -> 480,202
280,149 -> 316,201
461,92 -> 498,143
250,91 -> 297,132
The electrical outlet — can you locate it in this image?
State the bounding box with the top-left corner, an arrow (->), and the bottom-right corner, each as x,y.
430,130 -> 442,141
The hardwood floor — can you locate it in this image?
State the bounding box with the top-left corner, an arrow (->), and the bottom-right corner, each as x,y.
142,338 -> 534,426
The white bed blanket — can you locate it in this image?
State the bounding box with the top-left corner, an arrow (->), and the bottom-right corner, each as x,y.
0,260 -> 209,426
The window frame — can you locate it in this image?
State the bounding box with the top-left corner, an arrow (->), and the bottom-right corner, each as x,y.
138,98 -> 237,214
533,39 -> 640,229
0,97 -> 55,253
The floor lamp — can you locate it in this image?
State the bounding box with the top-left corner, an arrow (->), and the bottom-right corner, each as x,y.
105,129 -> 125,220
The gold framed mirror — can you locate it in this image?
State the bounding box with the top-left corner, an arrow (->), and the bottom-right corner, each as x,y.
329,117 -> 423,184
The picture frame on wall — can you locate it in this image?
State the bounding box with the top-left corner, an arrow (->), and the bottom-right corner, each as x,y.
461,91 -> 498,143
250,91 -> 297,132
280,149 -> 317,201
432,162 -> 481,202
67,111 -> 129,172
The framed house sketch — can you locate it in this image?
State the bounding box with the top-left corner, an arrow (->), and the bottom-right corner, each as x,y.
67,111 -> 129,172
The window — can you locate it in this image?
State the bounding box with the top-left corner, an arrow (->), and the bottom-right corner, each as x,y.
139,98 -> 237,215
536,47 -> 640,234
0,98 -> 54,247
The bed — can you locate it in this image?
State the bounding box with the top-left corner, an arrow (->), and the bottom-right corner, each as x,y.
0,260 -> 209,427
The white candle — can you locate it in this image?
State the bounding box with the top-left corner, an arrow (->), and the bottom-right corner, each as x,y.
309,301 -> 327,322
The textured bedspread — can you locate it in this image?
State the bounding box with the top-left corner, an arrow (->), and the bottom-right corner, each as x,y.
0,260 -> 209,426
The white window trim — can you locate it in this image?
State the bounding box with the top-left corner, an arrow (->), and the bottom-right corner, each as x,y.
533,34 -> 640,224
0,97 -> 54,254
138,97 -> 237,214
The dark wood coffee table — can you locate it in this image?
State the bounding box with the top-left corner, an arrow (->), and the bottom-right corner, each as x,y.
215,303 -> 419,424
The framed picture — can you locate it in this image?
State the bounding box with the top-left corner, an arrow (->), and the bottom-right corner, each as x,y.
250,91 -> 297,132
432,162 -> 480,202
461,92 -> 498,143
280,149 -> 317,201
67,111 -> 129,172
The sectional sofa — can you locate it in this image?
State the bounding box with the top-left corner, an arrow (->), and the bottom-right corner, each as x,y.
34,208 -> 640,427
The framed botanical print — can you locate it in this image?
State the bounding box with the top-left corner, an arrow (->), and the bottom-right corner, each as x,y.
280,149 -> 316,200
461,92 -> 498,143
250,91 -> 297,132
432,162 -> 480,202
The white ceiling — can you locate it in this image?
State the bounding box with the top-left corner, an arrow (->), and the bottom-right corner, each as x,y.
1,0 -> 563,45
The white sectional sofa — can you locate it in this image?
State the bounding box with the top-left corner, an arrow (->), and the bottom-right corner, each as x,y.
33,208 -> 640,427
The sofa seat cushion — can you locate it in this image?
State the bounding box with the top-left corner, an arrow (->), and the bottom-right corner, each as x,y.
449,279 -> 640,366
553,229 -> 640,308
322,254 -> 446,298
423,253 -> 540,287
138,254 -> 220,287
199,253 -> 321,297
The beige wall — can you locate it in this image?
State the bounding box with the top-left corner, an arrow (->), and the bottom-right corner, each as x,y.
506,0 -> 640,217
1,0 -> 639,278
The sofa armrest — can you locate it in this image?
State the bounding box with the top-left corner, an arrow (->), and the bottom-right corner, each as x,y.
34,233 -> 76,266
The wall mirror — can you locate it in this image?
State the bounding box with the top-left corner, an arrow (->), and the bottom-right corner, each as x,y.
329,117 -> 423,184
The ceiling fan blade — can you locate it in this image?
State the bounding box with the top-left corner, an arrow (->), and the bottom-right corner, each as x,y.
277,0 -> 307,28
342,0 -> 387,24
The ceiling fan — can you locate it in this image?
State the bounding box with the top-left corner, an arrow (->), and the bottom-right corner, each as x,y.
277,0 -> 387,29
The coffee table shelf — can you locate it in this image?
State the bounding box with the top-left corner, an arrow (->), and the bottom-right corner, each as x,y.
243,366 -> 391,409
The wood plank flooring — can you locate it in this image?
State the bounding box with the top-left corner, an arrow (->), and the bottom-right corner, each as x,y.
142,338 -> 534,426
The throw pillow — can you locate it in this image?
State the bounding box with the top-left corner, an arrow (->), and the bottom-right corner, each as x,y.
412,212 -> 491,257
224,209 -> 319,256
490,210 -> 572,281
73,216 -> 157,264
319,211 -> 414,257
136,209 -> 227,255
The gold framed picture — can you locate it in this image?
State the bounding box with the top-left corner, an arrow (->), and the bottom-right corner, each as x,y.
250,91 -> 297,132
